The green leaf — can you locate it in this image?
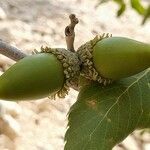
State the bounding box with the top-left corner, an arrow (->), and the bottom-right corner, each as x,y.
114,0 -> 126,16
116,3 -> 126,16
96,0 -> 126,16
98,0 -> 110,4
96,0 -> 150,24
142,4 -> 150,24
65,68 -> 150,150
130,0 -> 146,15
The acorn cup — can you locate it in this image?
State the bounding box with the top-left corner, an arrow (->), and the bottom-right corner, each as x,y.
77,34 -> 150,85
0,47 -> 80,101
0,33 -> 150,100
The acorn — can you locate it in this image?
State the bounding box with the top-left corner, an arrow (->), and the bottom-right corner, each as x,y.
0,47 -> 80,100
77,33 -> 150,85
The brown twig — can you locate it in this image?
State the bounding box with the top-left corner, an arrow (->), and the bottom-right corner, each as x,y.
131,133 -> 144,150
0,41 -> 27,61
65,14 -> 79,52
0,14 -> 78,61
117,143 -> 128,150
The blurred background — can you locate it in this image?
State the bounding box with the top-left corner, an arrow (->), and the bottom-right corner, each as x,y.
0,0 -> 150,149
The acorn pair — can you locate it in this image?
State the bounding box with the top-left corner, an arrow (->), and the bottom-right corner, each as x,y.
0,34 -> 149,100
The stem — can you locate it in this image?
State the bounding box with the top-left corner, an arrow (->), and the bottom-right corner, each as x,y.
65,14 -> 79,52
0,14 -> 78,61
0,41 -> 27,61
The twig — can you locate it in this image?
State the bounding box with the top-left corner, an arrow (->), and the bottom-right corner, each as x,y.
118,143 -> 128,150
0,41 -> 27,61
131,133 -> 144,150
0,14 -> 78,61
65,14 -> 79,52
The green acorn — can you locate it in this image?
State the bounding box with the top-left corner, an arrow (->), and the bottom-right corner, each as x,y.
0,47 -> 80,100
77,33 -> 150,85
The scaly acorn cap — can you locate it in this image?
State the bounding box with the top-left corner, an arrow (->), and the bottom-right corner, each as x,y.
77,33 -> 113,86
40,47 -> 80,98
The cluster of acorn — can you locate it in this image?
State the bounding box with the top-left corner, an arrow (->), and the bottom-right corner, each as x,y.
0,34 -> 149,101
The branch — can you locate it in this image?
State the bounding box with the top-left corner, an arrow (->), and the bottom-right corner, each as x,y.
0,14 -> 78,62
0,41 -> 27,61
65,14 -> 79,52
118,143 -> 128,150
